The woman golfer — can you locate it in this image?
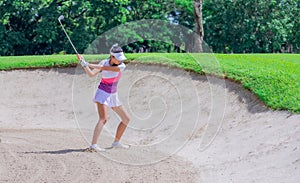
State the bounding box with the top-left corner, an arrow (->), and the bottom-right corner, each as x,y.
80,44 -> 130,152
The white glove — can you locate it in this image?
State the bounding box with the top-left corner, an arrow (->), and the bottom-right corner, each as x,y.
80,59 -> 89,67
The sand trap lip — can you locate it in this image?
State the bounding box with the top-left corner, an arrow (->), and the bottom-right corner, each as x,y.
0,63 -> 299,182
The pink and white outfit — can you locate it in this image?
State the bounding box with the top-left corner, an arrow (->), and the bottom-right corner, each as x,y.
93,59 -> 126,107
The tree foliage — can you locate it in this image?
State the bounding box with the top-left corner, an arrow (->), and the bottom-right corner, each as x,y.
203,0 -> 300,53
0,0 -> 299,55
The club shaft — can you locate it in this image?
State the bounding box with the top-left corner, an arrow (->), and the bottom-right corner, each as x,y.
58,20 -> 79,55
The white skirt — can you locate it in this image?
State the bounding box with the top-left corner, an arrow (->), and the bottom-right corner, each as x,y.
93,89 -> 122,107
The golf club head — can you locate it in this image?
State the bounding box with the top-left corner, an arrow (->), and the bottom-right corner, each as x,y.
58,15 -> 64,22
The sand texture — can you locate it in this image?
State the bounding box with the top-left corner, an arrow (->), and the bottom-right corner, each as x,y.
0,64 -> 299,182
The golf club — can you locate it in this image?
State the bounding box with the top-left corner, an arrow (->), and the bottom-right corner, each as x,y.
57,15 -> 82,60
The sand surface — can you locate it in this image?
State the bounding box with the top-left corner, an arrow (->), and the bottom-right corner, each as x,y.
0,64 -> 299,182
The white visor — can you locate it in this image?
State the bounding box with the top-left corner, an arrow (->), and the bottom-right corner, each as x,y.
111,51 -> 127,61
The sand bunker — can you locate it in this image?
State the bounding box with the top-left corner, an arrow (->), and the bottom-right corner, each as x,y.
0,63 -> 299,182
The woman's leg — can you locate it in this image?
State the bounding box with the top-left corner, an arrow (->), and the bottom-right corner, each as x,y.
91,103 -> 108,145
111,106 -> 130,142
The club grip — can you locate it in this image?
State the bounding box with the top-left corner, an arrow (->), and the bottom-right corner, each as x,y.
76,54 -> 82,61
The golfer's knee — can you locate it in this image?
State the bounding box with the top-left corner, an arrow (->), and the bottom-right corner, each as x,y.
122,116 -> 130,125
99,118 -> 107,125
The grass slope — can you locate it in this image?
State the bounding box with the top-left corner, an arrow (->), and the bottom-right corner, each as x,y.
0,53 -> 299,113
216,54 -> 300,112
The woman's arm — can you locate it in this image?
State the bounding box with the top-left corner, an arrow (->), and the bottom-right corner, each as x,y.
83,65 -> 101,77
89,63 -> 120,72
79,57 -> 101,77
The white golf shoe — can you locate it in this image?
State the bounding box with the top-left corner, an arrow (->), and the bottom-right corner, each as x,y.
111,141 -> 129,149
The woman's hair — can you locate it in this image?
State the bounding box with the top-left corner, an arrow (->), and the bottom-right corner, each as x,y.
110,43 -> 123,54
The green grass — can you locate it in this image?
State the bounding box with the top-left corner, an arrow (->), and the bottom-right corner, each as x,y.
216,54 -> 300,113
1,53 -> 299,113
0,55 -> 109,70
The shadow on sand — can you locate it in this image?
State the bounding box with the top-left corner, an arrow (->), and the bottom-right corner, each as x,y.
23,148 -> 84,154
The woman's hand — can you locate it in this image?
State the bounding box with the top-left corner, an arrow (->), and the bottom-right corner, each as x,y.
80,59 -> 89,67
